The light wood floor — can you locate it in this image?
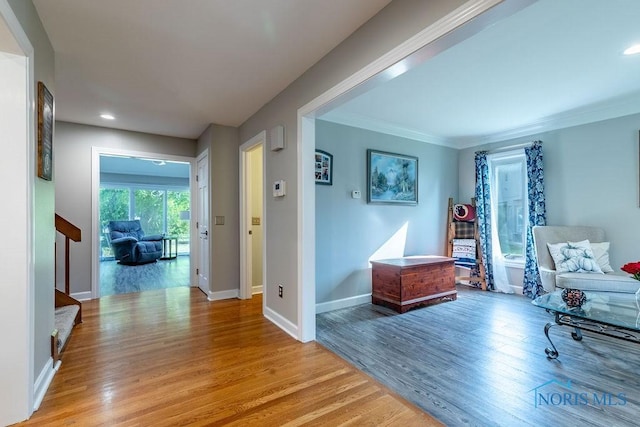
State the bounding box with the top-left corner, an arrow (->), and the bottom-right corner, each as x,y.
18,288 -> 438,426
317,286 -> 640,426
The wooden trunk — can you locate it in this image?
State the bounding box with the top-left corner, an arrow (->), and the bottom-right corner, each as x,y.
371,256 -> 456,313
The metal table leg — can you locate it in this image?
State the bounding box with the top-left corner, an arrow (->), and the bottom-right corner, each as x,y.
544,322 -> 559,359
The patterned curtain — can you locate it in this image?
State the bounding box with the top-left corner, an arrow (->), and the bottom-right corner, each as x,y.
474,152 -> 494,290
522,141 -> 546,298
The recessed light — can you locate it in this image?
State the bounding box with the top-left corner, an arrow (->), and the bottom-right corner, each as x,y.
100,113 -> 115,120
623,44 -> 640,55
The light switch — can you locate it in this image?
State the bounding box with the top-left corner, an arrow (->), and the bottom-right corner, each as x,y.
252,217 -> 261,225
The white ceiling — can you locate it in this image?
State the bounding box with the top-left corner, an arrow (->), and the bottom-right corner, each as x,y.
321,0 -> 640,148
32,0 -> 640,148
32,0 -> 392,139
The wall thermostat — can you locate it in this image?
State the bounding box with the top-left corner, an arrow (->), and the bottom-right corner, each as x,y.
273,180 -> 286,197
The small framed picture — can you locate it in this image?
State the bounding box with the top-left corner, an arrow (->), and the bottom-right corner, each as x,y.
315,149 -> 333,185
367,149 -> 418,205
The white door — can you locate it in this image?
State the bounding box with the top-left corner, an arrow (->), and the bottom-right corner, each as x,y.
239,133 -> 265,299
197,154 -> 210,296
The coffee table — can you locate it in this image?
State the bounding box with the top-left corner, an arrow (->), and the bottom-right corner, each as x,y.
532,290 -> 640,359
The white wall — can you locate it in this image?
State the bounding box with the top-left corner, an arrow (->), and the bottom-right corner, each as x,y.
458,112 -> 640,273
1,0 -> 54,423
315,121 -> 458,305
54,121 -> 197,294
239,0 -> 466,327
250,146 -> 263,289
196,123 -> 240,294
0,45 -> 31,425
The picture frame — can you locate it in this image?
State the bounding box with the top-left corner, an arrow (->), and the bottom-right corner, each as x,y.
37,81 -> 54,181
315,149 -> 333,185
367,149 -> 418,205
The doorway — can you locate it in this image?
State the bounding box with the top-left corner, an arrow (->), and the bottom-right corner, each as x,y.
91,147 -> 197,299
98,154 -> 192,296
296,1 -> 526,342
240,132 -> 266,301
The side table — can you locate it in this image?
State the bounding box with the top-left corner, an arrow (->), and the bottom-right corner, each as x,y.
160,236 -> 178,260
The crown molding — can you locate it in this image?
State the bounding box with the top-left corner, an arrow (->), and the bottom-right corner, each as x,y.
452,92 -> 640,149
319,113 -> 450,147
323,91 -> 640,151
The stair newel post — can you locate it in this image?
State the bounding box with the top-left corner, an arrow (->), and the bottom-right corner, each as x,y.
65,235 -> 71,295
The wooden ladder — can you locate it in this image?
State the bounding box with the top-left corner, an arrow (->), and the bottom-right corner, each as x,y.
446,197 -> 486,290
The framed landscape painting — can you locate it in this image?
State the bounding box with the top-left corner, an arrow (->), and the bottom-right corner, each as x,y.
367,149 -> 418,205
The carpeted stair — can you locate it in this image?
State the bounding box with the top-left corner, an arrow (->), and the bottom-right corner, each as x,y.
55,304 -> 79,353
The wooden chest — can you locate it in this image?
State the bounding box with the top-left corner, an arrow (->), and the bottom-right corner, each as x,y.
371,256 -> 456,313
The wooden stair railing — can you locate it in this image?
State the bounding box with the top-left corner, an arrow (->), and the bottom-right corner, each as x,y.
53,214 -> 83,364
55,214 -> 81,295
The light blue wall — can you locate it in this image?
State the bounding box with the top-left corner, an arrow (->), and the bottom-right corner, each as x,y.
459,112 -> 640,271
315,120 -> 458,304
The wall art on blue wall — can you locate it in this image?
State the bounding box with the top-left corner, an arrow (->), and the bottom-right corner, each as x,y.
367,149 -> 418,205
315,149 -> 333,185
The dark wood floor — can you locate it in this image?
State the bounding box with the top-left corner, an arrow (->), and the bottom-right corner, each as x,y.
317,286 -> 640,426
18,288 -> 438,426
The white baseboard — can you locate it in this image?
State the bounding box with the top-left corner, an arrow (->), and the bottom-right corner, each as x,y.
263,306 -> 299,340
509,285 -> 524,295
70,291 -> 92,301
315,293 -> 372,314
207,289 -> 239,301
33,357 -> 55,411
252,285 -> 263,295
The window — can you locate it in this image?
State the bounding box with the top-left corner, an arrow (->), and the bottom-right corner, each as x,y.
134,189 -> 165,235
489,152 -> 527,260
100,185 -> 190,259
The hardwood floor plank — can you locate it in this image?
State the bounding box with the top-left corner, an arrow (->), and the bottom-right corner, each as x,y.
16,287 -> 433,426
317,285 -> 640,426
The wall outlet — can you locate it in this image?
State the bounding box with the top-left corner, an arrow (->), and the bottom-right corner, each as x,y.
278,285 -> 283,298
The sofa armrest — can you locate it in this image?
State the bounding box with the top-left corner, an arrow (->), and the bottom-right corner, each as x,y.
539,267 -> 557,293
141,234 -> 164,242
109,236 -> 138,262
110,236 -> 138,245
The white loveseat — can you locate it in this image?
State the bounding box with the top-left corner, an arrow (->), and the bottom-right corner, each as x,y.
532,225 -> 640,296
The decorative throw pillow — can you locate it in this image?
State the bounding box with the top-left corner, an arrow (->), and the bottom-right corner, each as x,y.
547,240 -> 603,274
589,242 -> 614,273
453,204 -> 476,222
